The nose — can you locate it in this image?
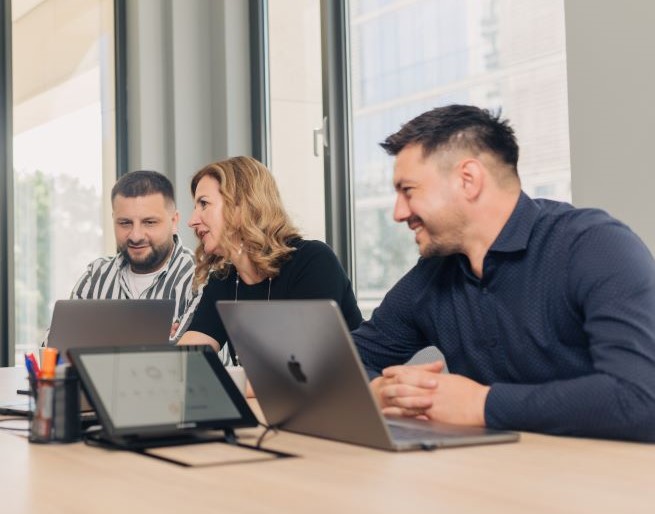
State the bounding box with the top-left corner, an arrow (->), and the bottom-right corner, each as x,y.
188,208 -> 200,228
393,193 -> 410,223
129,223 -> 145,241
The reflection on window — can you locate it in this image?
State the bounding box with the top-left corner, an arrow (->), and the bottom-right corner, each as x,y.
349,0 -> 570,317
12,0 -> 116,363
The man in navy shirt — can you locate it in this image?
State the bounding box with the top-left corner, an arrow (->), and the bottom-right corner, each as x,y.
352,104 -> 655,442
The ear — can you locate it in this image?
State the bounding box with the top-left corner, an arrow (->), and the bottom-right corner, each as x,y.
456,159 -> 484,201
171,210 -> 180,234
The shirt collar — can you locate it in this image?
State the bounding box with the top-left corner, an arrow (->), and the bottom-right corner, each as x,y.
488,191 -> 540,253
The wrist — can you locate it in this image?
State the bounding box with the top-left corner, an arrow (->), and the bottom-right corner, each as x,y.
476,385 -> 491,426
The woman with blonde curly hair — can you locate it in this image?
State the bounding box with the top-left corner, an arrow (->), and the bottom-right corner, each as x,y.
177,156 -> 362,365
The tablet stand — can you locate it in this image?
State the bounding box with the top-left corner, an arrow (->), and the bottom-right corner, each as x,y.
84,427 -> 295,467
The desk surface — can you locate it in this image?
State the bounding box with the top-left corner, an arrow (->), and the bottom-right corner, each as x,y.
1,366 -> 653,514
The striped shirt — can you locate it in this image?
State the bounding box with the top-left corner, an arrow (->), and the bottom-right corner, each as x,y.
69,235 -> 198,342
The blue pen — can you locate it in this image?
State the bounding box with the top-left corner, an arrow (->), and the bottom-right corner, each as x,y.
24,354 -> 36,379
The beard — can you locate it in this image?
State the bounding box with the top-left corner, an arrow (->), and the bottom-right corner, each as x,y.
415,212 -> 465,259
421,239 -> 458,258
120,239 -> 174,273
420,235 -> 460,258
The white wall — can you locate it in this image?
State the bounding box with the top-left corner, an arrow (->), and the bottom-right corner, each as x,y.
565,0 -> 655,252
125,0 -> 251,248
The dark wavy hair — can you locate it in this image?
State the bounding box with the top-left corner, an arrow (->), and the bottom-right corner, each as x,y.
381,104 -> 519,174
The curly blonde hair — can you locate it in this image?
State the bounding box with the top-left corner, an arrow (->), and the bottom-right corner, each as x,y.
191,156 -> 301,291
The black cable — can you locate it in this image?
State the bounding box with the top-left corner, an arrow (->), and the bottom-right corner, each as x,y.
255,422 -> 279,449
0,417 -> 29,431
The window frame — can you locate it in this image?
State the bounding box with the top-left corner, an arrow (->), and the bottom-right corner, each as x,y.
0,0 -> 13,366
0,0 -> 125,365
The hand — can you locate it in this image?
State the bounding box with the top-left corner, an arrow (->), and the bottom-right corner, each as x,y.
382,366 -> 490,426
371,361 -> 444,417
170,320 -> 180,338
423,374 -> 490,426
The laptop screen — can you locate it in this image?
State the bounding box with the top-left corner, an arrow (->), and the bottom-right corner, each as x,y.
48,299 -> 176,355
68,345 -> 258,439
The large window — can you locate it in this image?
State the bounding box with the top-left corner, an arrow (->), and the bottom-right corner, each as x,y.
267,0 -> 326,241
10,0 -> 116,364
348,0 -> 571,316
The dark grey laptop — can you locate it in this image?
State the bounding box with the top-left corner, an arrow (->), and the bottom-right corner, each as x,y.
48,299 -> 176,352
216,300 -> 519,451
0,299 -> 175,416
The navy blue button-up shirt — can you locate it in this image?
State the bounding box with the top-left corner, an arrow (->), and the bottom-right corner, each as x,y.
353,192 -> 655,441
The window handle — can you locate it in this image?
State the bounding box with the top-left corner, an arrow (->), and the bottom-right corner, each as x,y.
313,116 -> 329,157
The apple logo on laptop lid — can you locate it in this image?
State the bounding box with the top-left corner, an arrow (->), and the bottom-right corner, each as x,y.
287,355 -> 307,383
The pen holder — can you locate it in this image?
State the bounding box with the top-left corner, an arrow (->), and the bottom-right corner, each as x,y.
28,376 -> 81,444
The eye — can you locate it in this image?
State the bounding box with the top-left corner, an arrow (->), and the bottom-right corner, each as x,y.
144,220 -> 157,226
117,221 -> 132,227
402,186 -> 414,196
199,199 -> 209,209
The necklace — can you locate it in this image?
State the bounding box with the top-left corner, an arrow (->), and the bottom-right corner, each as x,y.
228,272 -> 272,367
234,272 -> 272,302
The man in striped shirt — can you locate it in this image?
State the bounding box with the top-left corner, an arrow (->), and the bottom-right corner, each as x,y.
66,170 -> 197,342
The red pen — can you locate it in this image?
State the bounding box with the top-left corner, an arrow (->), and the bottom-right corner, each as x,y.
27,353 -> 40,377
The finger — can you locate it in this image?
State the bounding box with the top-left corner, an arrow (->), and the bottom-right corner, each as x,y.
170,322 -> 180,337
383,360 -> 444,378
382,364 -> 408,377
382,371 -> 438,389
382,388 -> 433,409
389,395 -> 433,410
381,406 -> 405,417
382,406 -> 428,418
382,383 -> 434,400
416,360 -> 445,373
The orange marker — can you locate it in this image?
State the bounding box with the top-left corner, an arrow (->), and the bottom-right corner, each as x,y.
40,348 -> 58,379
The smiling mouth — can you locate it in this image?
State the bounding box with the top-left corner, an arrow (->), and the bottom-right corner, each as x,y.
407,216 -> 423,232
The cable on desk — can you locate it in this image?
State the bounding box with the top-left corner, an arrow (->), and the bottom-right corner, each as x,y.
255,422 -> 280,449
0,417 -> 30,432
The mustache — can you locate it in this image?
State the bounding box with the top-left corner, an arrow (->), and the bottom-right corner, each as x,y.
126,239 -> 148,247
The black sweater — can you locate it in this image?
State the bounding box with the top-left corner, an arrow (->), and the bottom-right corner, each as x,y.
188,239 -> 362,346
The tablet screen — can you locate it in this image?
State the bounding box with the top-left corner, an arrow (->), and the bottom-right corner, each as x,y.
69,346 -> 257,438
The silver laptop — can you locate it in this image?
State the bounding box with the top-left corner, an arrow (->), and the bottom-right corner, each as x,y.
48,299 -> 176,352
0,299 -> 175,416
216,300 -> 519,451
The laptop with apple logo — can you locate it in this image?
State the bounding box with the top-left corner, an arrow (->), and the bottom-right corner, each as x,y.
216,300 -> 519,451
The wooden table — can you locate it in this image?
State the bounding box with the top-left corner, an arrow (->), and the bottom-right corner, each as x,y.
1,366 -> 653,513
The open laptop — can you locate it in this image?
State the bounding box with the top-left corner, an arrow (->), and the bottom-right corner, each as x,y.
0,299 -> 175,416
67,345 -> 258,449
216,300 -> 519,451
48,299 -> 175,351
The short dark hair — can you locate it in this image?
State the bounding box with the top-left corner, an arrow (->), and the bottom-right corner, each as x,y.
380,105 -> 519,170
111,170 -> 176,205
